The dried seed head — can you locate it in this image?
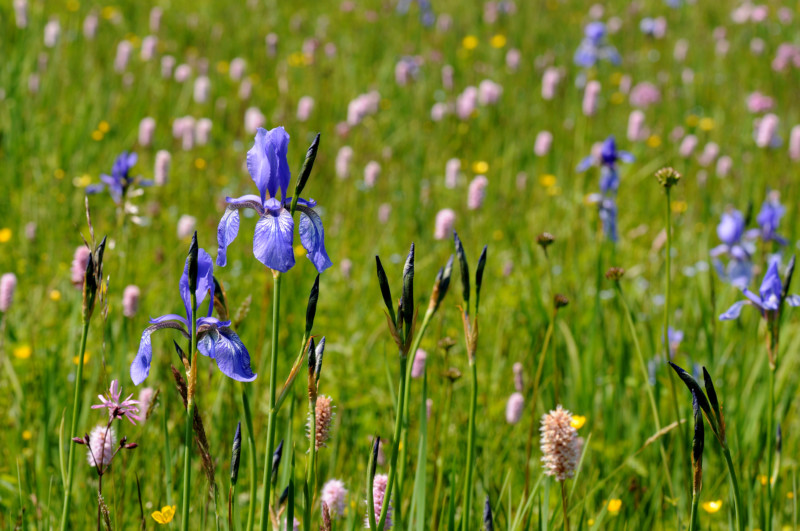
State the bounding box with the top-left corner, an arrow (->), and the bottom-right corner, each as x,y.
655,166 -> 682,188
605,267 -> 626,281
540,405 -> 583,481
536,232 -> 555,249
444,367 -> 462,382
311,395 -> 335,450
554,294 -> 569,309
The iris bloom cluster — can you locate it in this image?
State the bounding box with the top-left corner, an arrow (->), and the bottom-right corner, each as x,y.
216,127 -> 332,273
87,151 -> 153,205
573,22 -> 620,68
720,260 -> 800,321
130,248 -> 256,385
578,136 -> 634,242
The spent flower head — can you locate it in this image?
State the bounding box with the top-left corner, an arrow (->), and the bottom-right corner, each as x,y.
654,166 -> 682,188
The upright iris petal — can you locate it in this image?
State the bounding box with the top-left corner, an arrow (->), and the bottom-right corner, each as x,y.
246,126 -> 290,203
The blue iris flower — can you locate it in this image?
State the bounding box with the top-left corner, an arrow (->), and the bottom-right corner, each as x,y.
580,136 -> 632,242
130,248 -> 256,385
747,193 -> 787,245
573,22 -> 621,68
87,151 -> 152,205
720,259 -> 800,320
711,209 -> 754,288
216,127 -> 332,273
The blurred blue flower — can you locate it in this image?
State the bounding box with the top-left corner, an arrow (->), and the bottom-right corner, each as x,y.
86,151 -> 152,205
573,22 -> 620,68
580,137 -> 632,242
720,259 -> 800,320
216,127 -> 332,273
130,248 -> 256,385
747,192 -> 787,245
711,209 -> 754,288
667,326 -> 683,359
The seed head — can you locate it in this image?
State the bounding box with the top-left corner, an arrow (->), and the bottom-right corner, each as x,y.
655,166 -> 681,188
311,395 -> 335,450
536,232 -> 555,250
554,294 -> 569,309
605,267 -> 626,281
540,405 -> 583,481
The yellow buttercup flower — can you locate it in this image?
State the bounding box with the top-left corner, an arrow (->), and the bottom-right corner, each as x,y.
14,345 -> 32,360
671,200 -> 688,214
194,158 -> 207,170
462,35 -> 479,50
152,505 -> 177,524
22,430 -> 33,440
216,61 -> 229,74
570,415 -> 586,429
699,117 -> 715,131
647,135 -> 662,148
490,34 -> 507,48
472,161 -> 489,173
702,500 -> 722,513
50,289 -> 61,301
492,230 -> 504,241
610,72 -> 623,85
73,175 -> 92,188
685,115 -> 699,127
54,168 -> 65,179
66,0 -> 80,11
607,499 -> 622,514
98,121 -> 110,133
92,130 -> 104,141
73,351 -> 91,365
101,6 -> 116,20
0,228 -> 11,243
539,174 -> 556,188
294,245 -> 307,258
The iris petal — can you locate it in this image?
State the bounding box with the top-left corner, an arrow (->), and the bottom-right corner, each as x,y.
267,126 -> 291,199
247,128 -> 279,203
199,327 -> 257,382
130,318 -> 189,385
253,207 -> 295,272
297,204 -> 333,273
719,300 -> 748,321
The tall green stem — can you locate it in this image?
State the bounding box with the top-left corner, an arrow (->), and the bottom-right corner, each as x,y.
461,361 -> 478,530
688,490 -> 699,531
305,393 -> 317,529
766,365 -> 775,531
180,290 -> 198,531
616,285 -> 676,502
396,308 -> 434,521
242,390 -> 257,531
722,445 -> 744,531
663,187 -> 672,356
377,354 -> 408,531
524,314 -> 555,496
60,319 -> 90,531
259,272 -> 281,531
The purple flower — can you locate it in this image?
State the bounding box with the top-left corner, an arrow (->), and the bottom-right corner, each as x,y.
86,152 -> 152,205
216,127 -> 332,273
720,260 -> 800,320
748,192 -> 786,245
711,209 -> 754,288
598,197 -> 618,242
573,22 -> 620,68
130,248 -> 256,385
92,379 -> 141,424
667,327 -> 683,359
577,136 -> 634,179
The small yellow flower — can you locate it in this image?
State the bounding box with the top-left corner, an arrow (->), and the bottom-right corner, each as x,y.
152,505 -> 177,524
462,35 -> 479,50
22,430 -> 33,440
788,492 -> 794,499
607,499 -> 622,514
647,135 -> 662,148
685,114 -> 699,127
66,0 -> 80,11
702,500 -> 722,513
699,117 -> 715,131
194,158 -> 207,170
50,290 -> 61,301
759,474 -> 768,486
54,168 -> 65,179
98,121 -> 110,133
570,415 -> 586,429
539,174 -> 556,188
492,230 -> 504,241
610,72 -> 622,85
73,351 -> 90,365
587,519 -> 595,526
671,200 -> 688,214
0,228 -> 11,243
101,6 -> 116,20
216,61 -> 229,74
472,161 -> 489,173
288,52 -> 306,67
490,34 -> 507,48
92,130 -> 104,141
73,175 -> 92,188
14,345 -> 32,360
610,92 -> 625,105
294,245 -> 307,258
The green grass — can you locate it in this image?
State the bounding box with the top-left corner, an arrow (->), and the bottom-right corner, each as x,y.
1,0 -> 800,529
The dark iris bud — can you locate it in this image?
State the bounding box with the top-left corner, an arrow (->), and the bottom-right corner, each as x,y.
305,274 -> 320,337
554,294 -> 569,309
278,486 -> 290,506
271,439 -> 284,484
375,256 -> 396,325
291,133 -> 320,214
654,166 -> 681,189
475,245 -> 488,314
230,422 -> 242,486
483,494 -> 494,531
605,267 -> 626,281
454,232 -> 470,309
402,243 -> 415,332
188,232 -> 199,293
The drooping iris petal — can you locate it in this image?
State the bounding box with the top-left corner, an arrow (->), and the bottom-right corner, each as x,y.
179,249 -> 215,321
85,183 -> 106,194
617,151 -> 635,163
247,128 -> 279,204
253,200 -> 295,272
216,195 -> 264,267
297,204 -> 333,273
198,327 -> 257,382
719,300 -> 748,321
130,319 -> 190,385
576,155 -> 595,172
150,313 -> 190,326
785,294 -> 800,306
267,126 -> 291,199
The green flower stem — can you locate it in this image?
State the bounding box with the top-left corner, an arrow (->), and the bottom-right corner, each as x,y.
524,313 -> 556,496
305,393 -> 317,529
721,444 -> 744,531
766,364 -> 775,531
461,359 -> 478,530
396,307 -> 434,522
615,284 -> 676,502
259,271 -> 282,531
180,290 -> 198,531
242,390 -> 257,531
377,353 -> 408,531
560,481 -> 570,531
688,489 -> 699,531
60,319 -> 90,531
